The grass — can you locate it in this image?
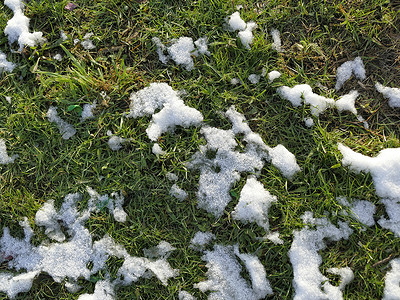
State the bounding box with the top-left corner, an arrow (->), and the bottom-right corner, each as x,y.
0,0 -> 399,299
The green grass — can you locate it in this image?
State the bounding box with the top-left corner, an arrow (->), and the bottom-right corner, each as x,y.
0,0 -> 399,299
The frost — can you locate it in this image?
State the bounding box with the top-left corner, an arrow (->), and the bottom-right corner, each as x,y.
126,83 -> 203,141
4,0 -> 45,51
383,258 -> 400,300
46,106 -> 76,140
335,57 -> 366,90
170,184 -> 188,201
375,82 -> 400,108
0,139 -> 17,164
289,212 -> 353,300
190,231 -> 215,250
81,101 -> 96,122
270,29 -> 282,52
0,51 -> 16,72
5,96 -> 12,104
232,177 -> 277,231
194,244 -> 272,299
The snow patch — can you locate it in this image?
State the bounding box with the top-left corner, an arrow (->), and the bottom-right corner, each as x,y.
375,82 -> 400,108
46,106 -> 76,140
335,57 -> 366,90
0,139 -> 17,164
0,51 -> 16,72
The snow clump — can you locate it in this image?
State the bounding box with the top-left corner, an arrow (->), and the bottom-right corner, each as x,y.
80,101 -> 97,122
107,131 -> 129,151
232,177 -> 277,231
304,117 -> 314,127
267,70 -> 281,82
53,53 -> 62,61
289,212 -> 353,300
0,191 -> 177,298
268,144 -> 301,179
227,12 -> 257,49
337,196 -> 376,228
46,106 -> 76,139
166,172 -> 178,181
125,83 -> 203,141
248,74 -> 260,84
81,33 -> 96,50
335,57 -> 366,90
270,29 -> 282,52
375,82 -> 400,108
152,37 -> 209,70
152,143 -> 165,155
0,139 -> 17,164
194,244 -> 273,299
4,0 -> 45,51
190,231 -> 215,250
383,258 -> 400,300
170,184 -> 188,201
335,90 -> 359,115
0,51 -> 16,72
179,291 -> 196,300
143,241 -> 176,259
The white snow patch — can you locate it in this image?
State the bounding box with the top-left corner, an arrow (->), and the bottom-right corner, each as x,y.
81,101 -> 96,122
232,177 -> 277,231
337,196 -> 376,228
152,143 -> 165,155
166,172 -> 178,181
375,82 -> 400,108
248,74 -> 260,84
81,33 -> 95,50
304,117 -> 314,127
179,291 -> 196,300
0,271 -> 39,299
194,244 -> 272,299
5,96 -> 12,104
126,83 -> 203,141
227,12 -> 247,31
143,241 -> 175,259
378,198 -> 400,238
230,77 -> 241,85
4,0 -> 45,51
383,258 -> 400,300
107,131 -> 129,151
270,29 -> 282,52
227,12 -> 257,49
46,106 -> 76,140
268,144 -> 301,179
335,90 -> 359,115
0,139 -> 17,164
77,280 -> 115,300
267,70 -> 281,82
265,232 -> 284,244
170,184 -> 188,201
53,53 -> 62,61
0,51 -> 16,72
60,31 -> 68,41
335,57 -> 366,90
289,212 -> 353,300
190,231 -> 215,250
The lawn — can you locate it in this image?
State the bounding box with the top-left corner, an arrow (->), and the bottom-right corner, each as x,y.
0,0 -> 399,299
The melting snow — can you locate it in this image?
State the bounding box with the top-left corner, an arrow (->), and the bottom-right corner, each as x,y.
335,90 -> 359,115
227,12 -> 257,49
190,231 -> 215,250
179,291 -> 196,300
46,106 -> 76,139
335,57 -> 366,91
375,82 -> 400,108
337,196 -> 376,228
383,258 -> 400,300
194,244 -> 272,299
267,70 -> 281,82
248,74 -> 260,84
289,212 -> 353,300
125,83 -> 203,141
107,131 -> 129,151
152,143 -> 165,155
0,51 -> 16,72
304,117 -> 314,127
170,184 -> 188,201
270,29 -> 282,52
0,139 -> 17,164
81,101 -> 97,122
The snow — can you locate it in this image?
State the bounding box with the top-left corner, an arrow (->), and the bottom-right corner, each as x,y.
248,74 -> 260,84
383,258 -> 400,300
375,82 -> 400,108
338,143 -> 400,199
337,196 -> 376,227
232,177 -> 277,231
0,51 -> 16,72
170,184 -> 188,201
60,31 -> 68,41
304,117 -> 314,127
227,12 -> 257,49
4,0 -> 45,51
152,143 -> 165,155
107,131 -> 129,151
143,241 -> 176,259
335,57 -> 366,90
335,90 -> 359,115
5,96 -> 12,104
0,191 -> 177,298
81,33 -> 95,50
267,70 -> 281,82
270,29 -> 282,52
265,232 -> 284,244
166,172 -> 178,181
268,144 -> 301,179
378,198 -> 400,238
46,106 -> 76,139
0,139 -> 17,164
53,53 -> 62,61
153,37 -> 209,70
231,78 -> 241,85
190,231 -> 215,250
126,83 -> 203,141
179,291 -> 196,300
81,101 -> 96,121
289,212 -> 353,300
194,244 -> 272,299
